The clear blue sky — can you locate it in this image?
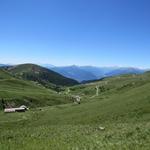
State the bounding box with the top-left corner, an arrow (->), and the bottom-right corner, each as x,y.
0,0 -> 150,68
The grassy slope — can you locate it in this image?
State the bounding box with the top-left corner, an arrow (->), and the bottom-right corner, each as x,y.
69,73 -> 150,98
0,69 -> 72,108
0,69 -> 14,79
8,64 -> 78,87
0,72 -> 150,149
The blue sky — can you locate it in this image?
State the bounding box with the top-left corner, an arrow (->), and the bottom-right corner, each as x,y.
0,0 -> 150,68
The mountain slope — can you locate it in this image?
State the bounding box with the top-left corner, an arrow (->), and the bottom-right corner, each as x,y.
0,69 -> 72,108
68,71 -> 150,98
0,69 -> 14,79
7,64 -> 78,87
56,71 -> 150,124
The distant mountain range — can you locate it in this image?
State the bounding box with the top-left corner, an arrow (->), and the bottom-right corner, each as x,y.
0,64 -> 149,83
0,64 -> 9,67
0,64 -> 12,69
46,65 -> 148,82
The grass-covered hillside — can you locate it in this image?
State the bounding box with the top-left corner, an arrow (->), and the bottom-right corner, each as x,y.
7,64 -> 78,87
0,69 -> 14,79
0,71 -> 150,149
69,72 -> 150,98
0,68 -> 72,108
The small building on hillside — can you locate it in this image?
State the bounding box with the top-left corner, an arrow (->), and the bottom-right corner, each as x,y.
4,105 -> 29,113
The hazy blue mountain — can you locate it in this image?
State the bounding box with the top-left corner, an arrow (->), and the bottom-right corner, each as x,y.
0,64 -> 12,69
0,64 -> 6,67
50,66 -> 118,82
79,66 -> 118,78
50,65 -> 97,82
49,65 -> 148,82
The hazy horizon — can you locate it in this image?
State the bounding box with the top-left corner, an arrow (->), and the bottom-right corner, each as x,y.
0,62 -> 149,70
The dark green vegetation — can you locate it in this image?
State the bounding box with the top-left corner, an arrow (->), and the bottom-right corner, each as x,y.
0,70 -> 150,149
7,64 -> 78,87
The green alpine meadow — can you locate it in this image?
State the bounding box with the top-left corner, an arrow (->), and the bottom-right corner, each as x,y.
0,65 -> 150,149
